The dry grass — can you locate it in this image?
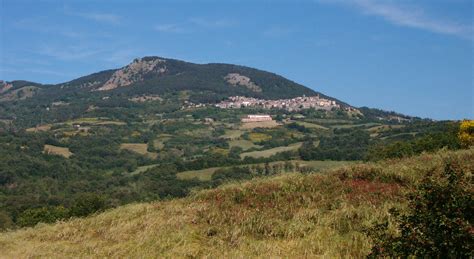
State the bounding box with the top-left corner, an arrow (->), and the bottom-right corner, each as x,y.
26,124 -> 52,132
66,117 -> 126,126
1,149 -> 472,258
43,144 -> 73,158
240,120 -> 280,129
240,142 -> 303,159
120,143 -> 158,159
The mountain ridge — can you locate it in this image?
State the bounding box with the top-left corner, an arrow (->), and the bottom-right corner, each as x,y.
1,56 -> 340,103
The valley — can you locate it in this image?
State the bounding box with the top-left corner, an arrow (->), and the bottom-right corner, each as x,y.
0,57 -> 470,257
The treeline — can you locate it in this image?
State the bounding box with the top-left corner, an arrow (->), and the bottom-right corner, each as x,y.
298,121 -> 463,161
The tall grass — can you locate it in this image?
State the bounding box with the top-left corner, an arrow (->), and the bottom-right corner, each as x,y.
1,148 -> 472,258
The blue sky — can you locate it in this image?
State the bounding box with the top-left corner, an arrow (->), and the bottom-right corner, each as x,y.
0,0 -> 472,120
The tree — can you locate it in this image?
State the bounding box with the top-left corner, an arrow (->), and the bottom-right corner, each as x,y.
70,193 -> 107,217
367,161 -> 473,258
17,206 -> 69,227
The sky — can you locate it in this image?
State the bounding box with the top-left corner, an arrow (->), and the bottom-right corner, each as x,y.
0,0 -> 472,120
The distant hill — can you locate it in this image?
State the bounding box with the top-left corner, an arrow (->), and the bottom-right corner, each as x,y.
1,56 -> 418,120
1,57 -> 330,102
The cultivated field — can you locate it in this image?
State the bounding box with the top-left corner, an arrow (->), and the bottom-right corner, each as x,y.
228,139 -> 262,151
43,144 -> 73,158
292,121 -> 329,130
120,143 -> 158,159
219,129 -> 244,139
176,167 -> 221,181
240,120 -> 280,129
240,142 -> 303,159
66,117 -> 126,126
26,124 -> 52,132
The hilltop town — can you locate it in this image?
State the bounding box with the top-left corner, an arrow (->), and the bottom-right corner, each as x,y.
215,95 -> 340,111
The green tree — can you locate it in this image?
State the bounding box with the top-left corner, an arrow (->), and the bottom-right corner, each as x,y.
70,193 -> 107,217
17,206 -> 69,227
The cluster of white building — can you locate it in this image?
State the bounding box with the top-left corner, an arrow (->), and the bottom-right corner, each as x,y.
215,95 -> 339,111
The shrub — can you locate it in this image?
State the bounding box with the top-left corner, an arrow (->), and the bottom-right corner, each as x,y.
459,120 -> 474,148
17,206 -> 70,227
367,161 -> 473,258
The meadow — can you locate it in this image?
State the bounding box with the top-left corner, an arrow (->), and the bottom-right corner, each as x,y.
240,142 -> 303,159
1,149 -> 471,258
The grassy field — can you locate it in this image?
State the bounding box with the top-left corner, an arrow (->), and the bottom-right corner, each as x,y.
26,124 -> 52,132
43,144 -> 73,158
293,121 -> 329,130
2,149 -> 471,258
330,122 -> 381,129
219,129 -> 244,140
65,117 -> 126,126
120,143 -> 158,159
228,139 -> 262,151
366,124 -> 404,133
240,120 -> 280,129
240,142 -> 303,159
177,167 -> 221,181
248,132 -> 271,142
177,159 -> 354,181
129,164 -> 160,176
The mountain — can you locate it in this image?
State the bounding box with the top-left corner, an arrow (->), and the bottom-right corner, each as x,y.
1,56 -> 335,103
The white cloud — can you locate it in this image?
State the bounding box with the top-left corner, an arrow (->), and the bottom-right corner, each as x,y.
318,0 -> 473,40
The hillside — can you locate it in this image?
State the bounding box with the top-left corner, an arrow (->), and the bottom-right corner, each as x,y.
1,149 -> 472,258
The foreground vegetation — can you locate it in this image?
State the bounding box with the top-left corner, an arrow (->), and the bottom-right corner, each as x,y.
1,148 -> 471,257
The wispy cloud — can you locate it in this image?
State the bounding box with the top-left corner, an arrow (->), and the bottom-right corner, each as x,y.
153,18 -> 237,34
75,12 -> 121,24
318,0 -> 473,40
63,7 -> 121,25
0,68 -> 70,77
154,24 -> 185,33
189,18 -> 236,28
37,44 -> 104,61
13,17 -> 89,39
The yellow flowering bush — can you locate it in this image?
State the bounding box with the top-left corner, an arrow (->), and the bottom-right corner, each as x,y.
458,120 -> 474,148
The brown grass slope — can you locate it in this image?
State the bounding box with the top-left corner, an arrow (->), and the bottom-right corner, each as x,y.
0,149 -> 472,258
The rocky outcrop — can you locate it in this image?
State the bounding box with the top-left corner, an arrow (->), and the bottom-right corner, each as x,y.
0,81 -> 13,94
96,58 -> 167,91
224,73 -> 262,92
